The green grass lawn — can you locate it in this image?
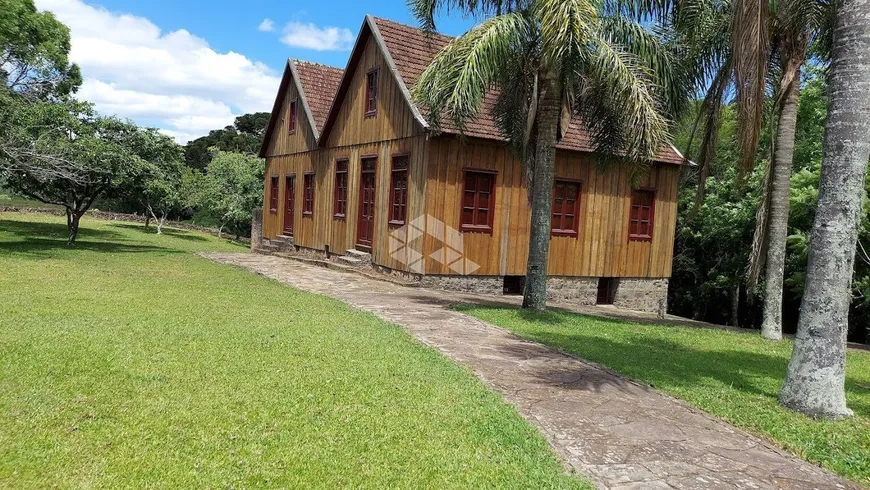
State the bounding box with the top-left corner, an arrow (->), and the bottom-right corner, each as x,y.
0,213 -> 589,489
460,306 -> 870,486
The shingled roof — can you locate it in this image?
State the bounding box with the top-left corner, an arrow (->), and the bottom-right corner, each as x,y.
267,15 -> 689,165
294,61 -> 344,131
258,59 -> 344,157
369,17 -> 687,165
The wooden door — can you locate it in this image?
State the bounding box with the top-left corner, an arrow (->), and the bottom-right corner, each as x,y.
283,175 -> 295,235
356,157 -> 377,249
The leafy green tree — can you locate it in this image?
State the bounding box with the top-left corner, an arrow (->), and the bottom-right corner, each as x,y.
140,163 -> 182,234
411,0 -> 687,310
122,128 -> 185,233
183,112 -> 270,170
0,0 -> 81,98
197,149 -> 264,239
1,0 -> 82,184
670,166 -> 761,326
2,100 -> 151,243
234,112 -> 270,138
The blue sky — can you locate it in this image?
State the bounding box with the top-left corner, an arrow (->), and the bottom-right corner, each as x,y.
34,0 -> 476,143
92,0 -> 475,69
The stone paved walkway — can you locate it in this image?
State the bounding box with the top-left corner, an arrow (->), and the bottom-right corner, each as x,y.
203,253 -> 858,490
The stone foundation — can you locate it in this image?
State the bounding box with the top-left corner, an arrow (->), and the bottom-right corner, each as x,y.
413,273 -> 668,315
292,245 -> 328,260
372,264 -> 423,283
612,278 -> 669,316
419,275 -> 504,296
269,252 -> 668,315
546,277 -> 599,305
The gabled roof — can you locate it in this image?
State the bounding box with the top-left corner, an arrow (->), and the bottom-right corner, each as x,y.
317,15 -> 430,145
258,59 -> 344,158
296,15 -> 689,166
370,17 -> 688,165
295,61 -> 345,131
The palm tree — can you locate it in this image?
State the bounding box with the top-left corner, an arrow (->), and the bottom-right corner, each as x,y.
643,0 -> 769,207
410,0 -> 689,310
751,0 -> 831,340
779,0 -> 870,419
630,0 -> 830,339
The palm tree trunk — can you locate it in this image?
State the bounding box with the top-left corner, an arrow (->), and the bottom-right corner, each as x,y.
761,76 -> 800,340
779,0 -> 870,419
522,75 -> 561,310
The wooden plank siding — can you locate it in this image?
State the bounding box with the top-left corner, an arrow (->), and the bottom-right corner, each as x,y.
263,78 -> 317,157
325,36 -> 422,147
423,136 -> 680,278
259,17 -> 681,280
261,135 -> 429,271
263,135 -> 680,279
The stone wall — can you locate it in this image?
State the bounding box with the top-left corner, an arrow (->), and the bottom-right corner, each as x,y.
612,278 -> 669,316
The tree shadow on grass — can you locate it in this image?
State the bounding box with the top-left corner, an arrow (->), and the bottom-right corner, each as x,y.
462,305 -> 870,419
0,238 -> 178,258
0,219 -> 124,242
0,219 -> 178,258
110,223 -> 210,242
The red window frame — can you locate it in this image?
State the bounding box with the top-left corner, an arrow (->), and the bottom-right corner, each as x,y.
552,179 -> 581,237
303,172 -> 315,217
389,154 -> 409,226
460,169 -> 496,234
629,189 -> 655,241
269,175 -> 279,213
334,159 -> 349,219
365,69 -> 378,117
288,99 -> 297,134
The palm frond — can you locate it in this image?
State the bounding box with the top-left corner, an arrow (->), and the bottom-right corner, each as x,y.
691,59 -> 731,213
776,0 -> 830,39
600,0 -> 679,19
491,37 -> 540,158
675,0 -> 732,88
808,0 -> 835,62
535,0 -> 599,70
577,37 -> 671,163
408,0 -> 534,31
412,12 -> 534,132
599,14 -> 693,121
747,158 -> 773,290
731,0 -> 770,178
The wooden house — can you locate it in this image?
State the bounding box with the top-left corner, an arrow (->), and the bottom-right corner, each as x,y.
256,15 -> 690,313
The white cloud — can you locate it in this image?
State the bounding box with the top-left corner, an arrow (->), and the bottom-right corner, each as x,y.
33,0 -> 281,143
157,129 -> 203,145
258,18 -> 275,32
280,22 -> 354,51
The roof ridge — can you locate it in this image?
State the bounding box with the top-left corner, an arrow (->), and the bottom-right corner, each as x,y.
370,16 -> 455,40
290,58 -> 344,71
